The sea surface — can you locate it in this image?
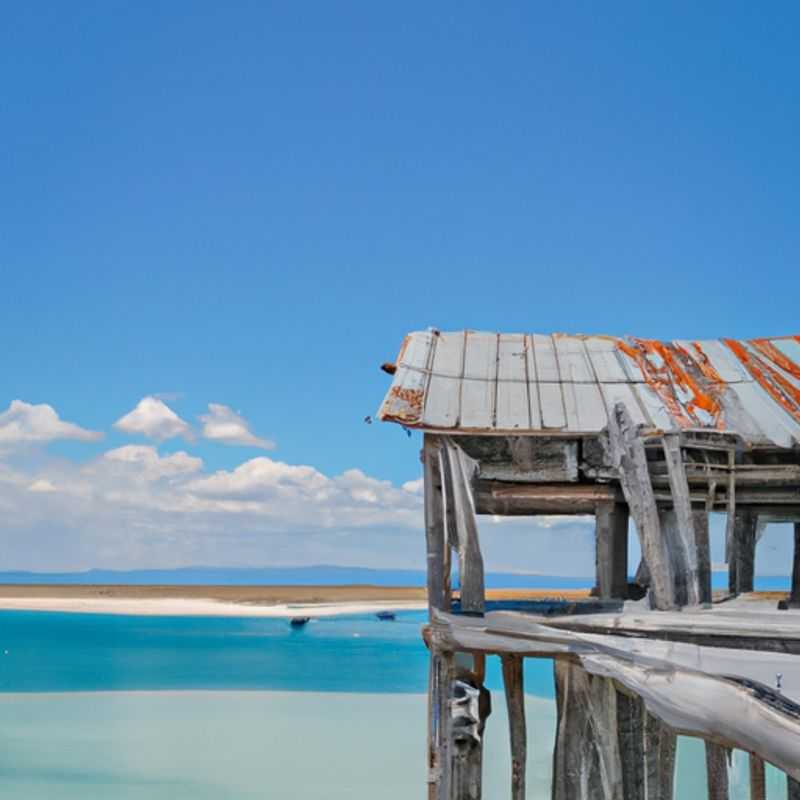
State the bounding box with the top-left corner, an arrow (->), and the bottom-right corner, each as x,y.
0,610 -> 790,798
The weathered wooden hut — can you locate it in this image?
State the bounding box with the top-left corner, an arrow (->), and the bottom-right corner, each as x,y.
378,330 -> 800,800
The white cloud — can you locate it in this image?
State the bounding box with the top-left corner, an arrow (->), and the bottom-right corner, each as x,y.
102,445 -> 203,480
29,479 -> 57,493
199,403 -> 275,450
402,477 -> 423,494
0,400 -> 102,445
114,397 -> 191,441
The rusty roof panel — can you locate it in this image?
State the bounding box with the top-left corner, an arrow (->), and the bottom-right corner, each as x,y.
379,331 -> 800,447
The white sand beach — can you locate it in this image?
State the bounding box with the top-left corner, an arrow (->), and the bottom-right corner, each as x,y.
0,596 -> 427,617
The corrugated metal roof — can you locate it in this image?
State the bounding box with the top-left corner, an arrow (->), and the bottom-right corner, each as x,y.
378,331 -> 800,448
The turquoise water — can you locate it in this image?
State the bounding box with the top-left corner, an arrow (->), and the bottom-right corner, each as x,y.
0,611 -> 790,798
0,610 -> 552,694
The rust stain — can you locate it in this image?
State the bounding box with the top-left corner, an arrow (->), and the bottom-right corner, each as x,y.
724,339 -> 800,423
750,338 -> 800,382
386,386 -> 424,423
617,339 -> 694,428
617,338 -> 726,429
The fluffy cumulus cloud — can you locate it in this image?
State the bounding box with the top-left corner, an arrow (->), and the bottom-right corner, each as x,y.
114,397 -> 191,441
0,400 -> 102,445
198,404 -> 275,450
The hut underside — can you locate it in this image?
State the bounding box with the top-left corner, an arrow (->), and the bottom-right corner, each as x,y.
420,428 -> 800,800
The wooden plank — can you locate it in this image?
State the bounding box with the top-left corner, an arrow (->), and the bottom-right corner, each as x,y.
495,335 -> 530,431
552,660 -> 623,800
428,644 -> 454,800
749,755 -> 766,800
705,743 -> 730,800
661,433 -> 700,606
595,503 -> 629,600
694,511 -> 712,606
425,333 -> 465,429
607,402 -> 675,610
475,481 -> 621,516
424,435 -> 451,612
792,522 -> 800,605
729,510 -> 758,596
644,712 -> 676,800
501,655 -> 526,800
460,333 -> 498,430
441,439 -> 485,614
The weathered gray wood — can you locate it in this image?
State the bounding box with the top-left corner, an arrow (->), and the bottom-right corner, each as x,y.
616,691 -> 645,800
501,655 -> 526,800
693,510 -> 712,605
749,755 -> 766,800
725,448 -> 736,564
607,402 -> 675,610
451,652 -> 490,800
789,776 -> 800,800
424,435 -> 451,612
662,434 -> 701,606
660,511 -> 690,607
441,438 -> 485,614
456,436 -> 579,483
729,510 -> 758,596
552,660 -> 623,800
792,522 -> 800,605
474,481 -> 621,516
705,743 -> 729,800
643,712 -> 676,800
595,504 -> 629,600
428,643 -> 453,800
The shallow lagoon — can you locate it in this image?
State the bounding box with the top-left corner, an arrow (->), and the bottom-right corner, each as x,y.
0,611 -> 789,798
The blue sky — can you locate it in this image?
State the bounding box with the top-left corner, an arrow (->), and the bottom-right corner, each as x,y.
1,2 -> 798,573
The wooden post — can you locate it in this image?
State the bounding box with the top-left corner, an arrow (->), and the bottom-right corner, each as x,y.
552,660 -> 624,800
643,710 -> 676,800
596,503 -> 629,600
502,655 -> 526,800
662,434 -> 700,606
729,510 -> 757,596
693,510 -> 712,605
791,522 -> 800,605
424,435 -> 451,613
749,755 -> 766,800
705,743 -> 729,800
428,643 -> 454,800
451,652 -> 490,800
440,438 -> 485,614
789,776 -> 800,800
607,403 -> 675,610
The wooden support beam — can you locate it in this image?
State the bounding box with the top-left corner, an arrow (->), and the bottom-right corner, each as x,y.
552,660 -> 623,800
694,510 -> 712,605
424,435 -> 451,613
451,652 -> 490,800
643,712 -> 676,800
792,522 -> 800,605
608,403 -> 675,610
729,510 -> 758,596
662,434 -> 701,606
595,503 -> 629,600
474,481 -> 620,516
705,743 -> 729,800
749,755 -> 766,800
441,438 -> 485,614
428,644 -> 453,800
501,655 -> 526,800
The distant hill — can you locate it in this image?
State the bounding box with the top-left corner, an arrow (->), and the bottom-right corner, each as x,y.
0,565 -> 593,589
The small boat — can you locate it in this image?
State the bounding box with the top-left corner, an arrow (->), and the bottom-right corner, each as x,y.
290,617 -> 311,628
376,611 -> 396,621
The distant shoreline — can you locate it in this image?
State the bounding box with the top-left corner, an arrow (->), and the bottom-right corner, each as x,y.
0,584 -> 591,617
